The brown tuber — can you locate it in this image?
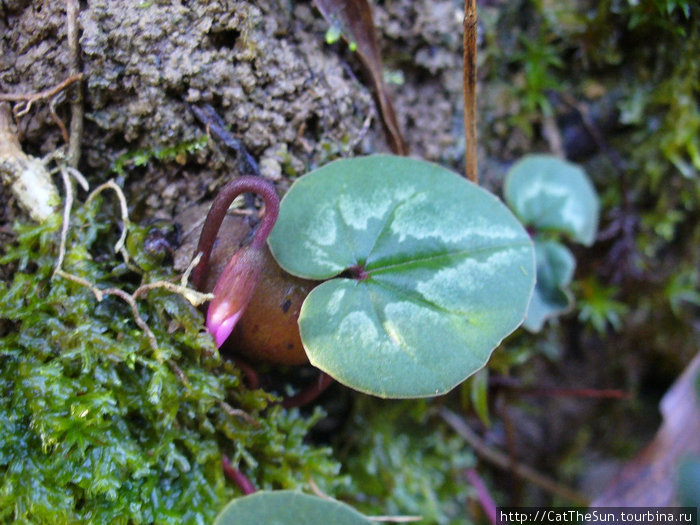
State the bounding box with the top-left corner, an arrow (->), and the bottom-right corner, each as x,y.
190,177 -> 314,365
200,214 -> 314,365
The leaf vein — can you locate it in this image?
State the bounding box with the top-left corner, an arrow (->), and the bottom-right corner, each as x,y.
362,191 -> 422,263
367,241 -> 532,274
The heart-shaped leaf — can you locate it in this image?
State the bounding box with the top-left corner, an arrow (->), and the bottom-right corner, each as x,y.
523,239 -> 575,332
213,491 -> 373,525
268,155 -> 535,398
504,155 -> 599,246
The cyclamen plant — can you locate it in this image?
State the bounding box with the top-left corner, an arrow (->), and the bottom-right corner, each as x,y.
194,155 -> 536,399
200,155 -> 599,525
503,155 -> 600,331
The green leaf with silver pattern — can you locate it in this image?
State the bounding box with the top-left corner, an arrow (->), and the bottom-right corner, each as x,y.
504,155 -> 599,246
214,491 -> 373,525
523,239 -> 576,332
268,155 -> 535,398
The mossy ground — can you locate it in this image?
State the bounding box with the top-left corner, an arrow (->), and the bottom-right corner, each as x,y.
0,199 -> 343,523
1,0 -> 699,522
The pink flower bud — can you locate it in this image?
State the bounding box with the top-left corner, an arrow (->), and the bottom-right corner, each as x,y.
190,175 -> 280,349
206,244 -> 266,348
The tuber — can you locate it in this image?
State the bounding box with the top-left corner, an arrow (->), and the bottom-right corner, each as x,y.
190,177 -> 314,365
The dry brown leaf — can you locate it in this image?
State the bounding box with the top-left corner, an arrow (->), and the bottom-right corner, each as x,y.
591,352 -> 700,506
314,0 -> 408,155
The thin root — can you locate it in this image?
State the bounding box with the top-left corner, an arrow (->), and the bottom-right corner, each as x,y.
219,401 -> 259,427
0,73 -> 83,103
0,74 -> 84,142
51,164 -> 207,385
439,407 -> 589,505
86,179 -> 131,261
134,280 -> 214,307
49,92 -> 70,144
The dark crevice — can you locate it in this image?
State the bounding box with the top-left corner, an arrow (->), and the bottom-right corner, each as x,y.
209,28 -> 241,50
164,85 -> 186,100
338,264 -> 368,281
0,0 -> 8,28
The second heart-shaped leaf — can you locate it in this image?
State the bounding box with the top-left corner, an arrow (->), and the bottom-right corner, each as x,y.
523,239 -> 575,332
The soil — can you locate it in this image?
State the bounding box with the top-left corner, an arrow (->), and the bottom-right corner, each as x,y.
2,0 -> 691,510
0,0 -> 473,225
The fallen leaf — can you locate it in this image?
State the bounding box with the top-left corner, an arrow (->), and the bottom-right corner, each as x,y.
314,0 -> 408,155
591,352 -> 700,506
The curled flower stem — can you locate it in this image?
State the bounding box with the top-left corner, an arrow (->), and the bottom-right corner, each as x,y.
190,176 -> 279,290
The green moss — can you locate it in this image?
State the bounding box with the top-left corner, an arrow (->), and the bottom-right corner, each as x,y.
337,398 -> 475,525
111,136 -> 209,176
0,197 -> 342,523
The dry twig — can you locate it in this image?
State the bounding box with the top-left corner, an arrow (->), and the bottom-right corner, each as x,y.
85,179 -> 131,260
54,167 -> 79,279
0,74 -> 83,105
439,407 -> 589,505
52,167 -> 210,379
102,286 -> 161,353
65,0 -> 84,167
134,280 -> 214,307
348,107 -> 376,152
49,92 -> 70,144
52,170 -> 158,355
0,73 -> 83,127
463,0 -> 478,184
0,1 -> 84,159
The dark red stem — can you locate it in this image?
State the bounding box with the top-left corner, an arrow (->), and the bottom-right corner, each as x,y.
222,455 -> 257,495
466,468 -> 498,525
281,372 -> 335,409
190,176 -> 279,290
230,357 -> 261,390
491,376 -> 630,400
